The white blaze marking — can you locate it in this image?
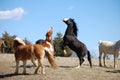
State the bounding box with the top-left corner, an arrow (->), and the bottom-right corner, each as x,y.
63,18 -> 69,21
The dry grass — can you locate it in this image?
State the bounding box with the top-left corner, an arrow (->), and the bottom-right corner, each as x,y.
0,54 -> 120,80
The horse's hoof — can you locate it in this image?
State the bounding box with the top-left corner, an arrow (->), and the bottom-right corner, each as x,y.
41,73 -> 45,75
104,65 -> 107,68
90,66 -> 92,68
22,72 -> 27,75
74,65 -> 80,69
99,65 -> 103,67
34,72 -> 37,74
14,72 -> 18,75
41,71 -> 45,75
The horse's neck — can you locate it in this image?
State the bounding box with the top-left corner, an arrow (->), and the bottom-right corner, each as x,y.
65,26 -> 74,35
48,40 -> 54,47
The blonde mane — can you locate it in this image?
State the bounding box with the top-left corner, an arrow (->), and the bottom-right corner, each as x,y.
14,37 -> 26,45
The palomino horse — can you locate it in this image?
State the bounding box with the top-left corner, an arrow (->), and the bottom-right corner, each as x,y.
98,40 -> 120,68
62,18 -> 92,68
0,39 -> 6,54
13,30 -> 57,75
14,39 -> 37,67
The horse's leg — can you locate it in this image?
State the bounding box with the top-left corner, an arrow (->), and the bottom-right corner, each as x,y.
40,59 -> 45,74
0,47 -> 1,54
15,60 -> 19,74
76,58 -> 84,68
31,59 -> 37,67
103,54 -> 107,67
62,42 -> 67,55
114,53 -> 119,68
34,59 -> 40,74
22,60 -> 27,74
34,58 -> 45,74
79,57 -> 84,66
1,47 -> 4,54
75,53 -> 84,68
99,51 -> 102,67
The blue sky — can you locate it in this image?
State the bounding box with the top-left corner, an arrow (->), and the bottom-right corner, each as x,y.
0,0 -> 120,56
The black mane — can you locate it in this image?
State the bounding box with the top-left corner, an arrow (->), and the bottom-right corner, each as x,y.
72,19 -> 78,36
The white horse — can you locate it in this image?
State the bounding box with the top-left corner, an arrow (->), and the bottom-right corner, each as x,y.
98,40 -> 120,68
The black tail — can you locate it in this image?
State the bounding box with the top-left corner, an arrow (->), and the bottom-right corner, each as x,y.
87,50 -> 92,68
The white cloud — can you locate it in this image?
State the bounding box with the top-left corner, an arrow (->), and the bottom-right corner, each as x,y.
0,7 -> 25,20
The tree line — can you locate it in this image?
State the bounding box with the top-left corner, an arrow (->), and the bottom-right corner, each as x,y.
0,31 -> 72,57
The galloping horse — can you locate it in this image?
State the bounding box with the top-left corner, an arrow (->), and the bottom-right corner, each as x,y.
0,39 -> 6,54
13,28 -> 57,75
62,18 -> 92,68
98,40 -> 120,68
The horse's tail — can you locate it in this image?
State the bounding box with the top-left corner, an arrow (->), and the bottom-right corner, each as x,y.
45,50 -> 57,69
87,50 -> 92,68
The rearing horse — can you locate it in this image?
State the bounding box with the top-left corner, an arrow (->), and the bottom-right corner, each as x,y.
36,27 -> 55,56
62,18 -> 92,68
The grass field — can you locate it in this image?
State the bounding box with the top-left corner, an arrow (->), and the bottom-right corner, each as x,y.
0,54 -> 120,80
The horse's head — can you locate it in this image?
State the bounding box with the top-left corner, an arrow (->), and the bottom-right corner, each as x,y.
13,37 -> 26,50
114,40 -> 120,47
63,18 -> 78,36
63,18 -> 75,26
45,27 -> 53,42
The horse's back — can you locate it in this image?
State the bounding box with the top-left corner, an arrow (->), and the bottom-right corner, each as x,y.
15,44 -> 45,60
36,39 -> 45,44
33,44 -> 45,56
33,44 -> 44,51
99,40 -> 113,46
98,40 -> 114,54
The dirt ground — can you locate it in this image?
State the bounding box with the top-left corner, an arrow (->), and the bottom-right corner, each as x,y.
0,54 -> 120,80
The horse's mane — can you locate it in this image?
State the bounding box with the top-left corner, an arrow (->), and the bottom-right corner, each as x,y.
72,19 -> 78,36
14,37 -> 26,45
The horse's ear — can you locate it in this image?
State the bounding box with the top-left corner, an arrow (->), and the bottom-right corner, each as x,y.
70,18 -> 74,21
49,27 -> 53,33
48,27 -> 53,32
50,27 -> 53,31
71,18 -> 74,21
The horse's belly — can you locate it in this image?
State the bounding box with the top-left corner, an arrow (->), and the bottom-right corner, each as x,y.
16,52 -> 34,60
68,44 -> 87,57
103,48 -> 114,54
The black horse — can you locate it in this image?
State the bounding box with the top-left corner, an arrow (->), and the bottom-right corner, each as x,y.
36,39 -> 45,44
62,18 -> 92,68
